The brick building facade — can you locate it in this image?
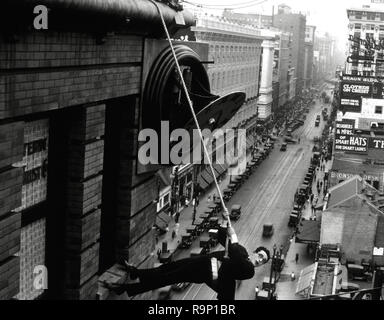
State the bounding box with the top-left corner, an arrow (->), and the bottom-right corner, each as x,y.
0,0 -> 196,300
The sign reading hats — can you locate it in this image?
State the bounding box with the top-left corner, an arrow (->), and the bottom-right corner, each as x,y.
335,120 -> 368,153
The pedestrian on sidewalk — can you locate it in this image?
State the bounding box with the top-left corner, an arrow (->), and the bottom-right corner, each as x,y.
213,193 -> 216,202
295,253 -> 299,264
174,223 -> 180,237
291,272 -> 296,281
255,286 -> 260,299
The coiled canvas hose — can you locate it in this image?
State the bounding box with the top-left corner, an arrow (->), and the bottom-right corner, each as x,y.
143,44 -> 217,132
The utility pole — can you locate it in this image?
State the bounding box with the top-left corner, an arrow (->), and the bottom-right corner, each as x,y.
171,166 -> 180,223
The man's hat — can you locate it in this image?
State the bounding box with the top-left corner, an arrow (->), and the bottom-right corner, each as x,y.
254,246 -> 270,266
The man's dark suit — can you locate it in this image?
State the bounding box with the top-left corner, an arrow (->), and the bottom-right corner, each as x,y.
124,227 -> 255,300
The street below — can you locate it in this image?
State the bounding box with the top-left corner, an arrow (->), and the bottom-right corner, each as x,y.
171,91 -> 331,300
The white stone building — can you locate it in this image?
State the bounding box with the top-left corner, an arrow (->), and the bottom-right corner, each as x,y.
346,5 -> 384,77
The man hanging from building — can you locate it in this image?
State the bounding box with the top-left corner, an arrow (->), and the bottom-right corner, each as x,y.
102,223 -> 270,300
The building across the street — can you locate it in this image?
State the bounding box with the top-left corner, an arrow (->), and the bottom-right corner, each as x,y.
273,7 -> 307,97
273,30 -> 293,109
304,25 -> 316,90
322,176 -> 383,264
346,5 -> 384,77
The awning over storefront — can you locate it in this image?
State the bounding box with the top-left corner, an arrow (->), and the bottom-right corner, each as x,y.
296,220 -> 321,244
200,169 -> 214,186
197,175 -> 209,190
213,164 -> 226,177
296,263 -> 317,296
156,211 -> 172,230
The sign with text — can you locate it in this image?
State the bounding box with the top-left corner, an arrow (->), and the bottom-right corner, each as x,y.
330,171 -> 380,182
14,119 -> 49,211
369,137 -> 384,150
341,75 -> 384,99
340,81 -> 365,113
335,120 -> 368,153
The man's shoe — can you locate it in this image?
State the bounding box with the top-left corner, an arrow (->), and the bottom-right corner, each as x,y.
123,260 -> 139,280
101,281 -> 126,295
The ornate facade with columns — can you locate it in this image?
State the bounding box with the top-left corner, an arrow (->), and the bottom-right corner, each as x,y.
258,38 -> 276,120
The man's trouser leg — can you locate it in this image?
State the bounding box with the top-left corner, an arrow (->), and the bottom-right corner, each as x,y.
125,256 -> 211,296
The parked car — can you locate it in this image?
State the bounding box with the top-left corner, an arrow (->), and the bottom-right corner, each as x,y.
280,143 -> 287,151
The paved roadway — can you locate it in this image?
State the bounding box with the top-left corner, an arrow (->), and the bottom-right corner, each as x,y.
171,93 -> 331,300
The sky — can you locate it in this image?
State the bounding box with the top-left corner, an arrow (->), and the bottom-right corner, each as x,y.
184,0 -> 384,50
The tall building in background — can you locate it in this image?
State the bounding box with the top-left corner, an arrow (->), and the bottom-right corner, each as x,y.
346,5 -> 384,77
273,30 -> 292,110
181,14 -> 276,192
314,33 -> 336,81
273,5 -> 307,97
304,25 -> 316,89
221,9 -> 292,115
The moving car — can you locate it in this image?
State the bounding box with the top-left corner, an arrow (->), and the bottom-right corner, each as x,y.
262,223 -> 274,237
284,136 -> 297,144
280,143 -> 287,151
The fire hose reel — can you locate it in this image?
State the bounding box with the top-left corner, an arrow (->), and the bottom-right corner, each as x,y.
141,44 -> 246,169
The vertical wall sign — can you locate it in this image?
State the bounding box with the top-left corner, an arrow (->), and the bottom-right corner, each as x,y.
15,119 -> 49,211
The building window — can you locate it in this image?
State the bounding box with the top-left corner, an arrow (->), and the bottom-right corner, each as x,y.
164,193 -> 170,205
367,13 -> 376,21
355,12 -> 362,20
375,106 -> 383,114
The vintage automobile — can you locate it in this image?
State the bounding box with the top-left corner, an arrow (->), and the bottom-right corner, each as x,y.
230,204 -> 241,221
347,264 -> 372,281
280,142 -> 287,151
179,234 -> 192,249
262,223 -> 274,237
223,189 -> 233,202
284,136 -> 298,144
288,210 -> 301,227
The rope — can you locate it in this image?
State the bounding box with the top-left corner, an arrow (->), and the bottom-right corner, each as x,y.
150,0 -> 232,256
